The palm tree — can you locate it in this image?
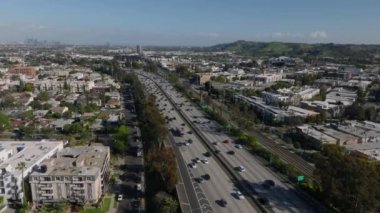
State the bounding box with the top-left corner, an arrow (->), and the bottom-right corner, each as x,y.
16,161 -> 27,204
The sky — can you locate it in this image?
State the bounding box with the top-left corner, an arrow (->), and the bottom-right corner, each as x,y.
0,0 -> 380,46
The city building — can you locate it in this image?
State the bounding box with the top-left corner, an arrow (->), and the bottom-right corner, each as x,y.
254,73 -> 283,85
29,145 -> 110,205
8,67 -> 38,77
0,141 -> 64,205
326,87 -> 357,106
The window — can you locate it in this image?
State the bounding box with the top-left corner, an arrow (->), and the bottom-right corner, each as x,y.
87,183 -> 92,199
44,177 -> 51,181
56,176 -> 61,181
87,176 -> 93,181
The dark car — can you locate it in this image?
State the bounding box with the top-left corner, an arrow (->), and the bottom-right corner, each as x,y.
223,139 -> 229,144
203,174 -> 211,180
227,150 -> 235,155
218,199 -> 228,207
194,177 -> 204,183
132,200 -> 140,209
214,149 -> 221,154
258,197 -> 269,205
263,180 -> 275,189
204,151 -> 212,157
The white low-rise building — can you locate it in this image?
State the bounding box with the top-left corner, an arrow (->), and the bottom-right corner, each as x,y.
0,141 -> 64,205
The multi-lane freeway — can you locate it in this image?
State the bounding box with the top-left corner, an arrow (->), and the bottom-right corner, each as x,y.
139,74 -> 260,213
137,70 -> 319,213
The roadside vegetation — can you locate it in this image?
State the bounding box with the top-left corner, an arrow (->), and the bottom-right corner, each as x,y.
123,73 -> 179,213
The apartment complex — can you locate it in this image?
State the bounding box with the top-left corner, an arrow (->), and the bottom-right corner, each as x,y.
29,145 -> 110,205
8,67 -> 38,76
0,141 -> 64,205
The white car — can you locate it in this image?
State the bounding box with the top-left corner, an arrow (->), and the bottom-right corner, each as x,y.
236,166 -> 246,172
117,194 -> 123,201
235,145 -> 243,149
136,184 -> 142,191
189,162 -> 197,168
201,158 -> 209,164
235,190 -> 244,199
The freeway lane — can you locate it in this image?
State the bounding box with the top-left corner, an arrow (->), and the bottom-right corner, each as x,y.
139,74 -> 260,213
140,71 -> 318,213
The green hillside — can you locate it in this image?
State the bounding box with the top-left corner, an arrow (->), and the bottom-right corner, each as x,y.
206,40 -> 380,62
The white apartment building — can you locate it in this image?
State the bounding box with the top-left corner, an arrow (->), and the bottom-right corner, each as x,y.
35,79 -> 95,93
0,141 -> 64,205
29,145 -> 110,205
254,73 -> 283,84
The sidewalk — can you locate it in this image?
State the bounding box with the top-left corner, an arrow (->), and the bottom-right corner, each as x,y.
108,195 -> 117,213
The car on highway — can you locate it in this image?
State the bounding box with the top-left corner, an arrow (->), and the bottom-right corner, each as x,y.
235,144 -> 243,149
214,149 -> 221,154
204,151 -> 212,157
223,139 -> 229,144
263,179 -> 275,189
258,197 -> 269,205
117,194 -> 123,201
235,190 -> 244,199
227,150 -> 235,155
193,157 -> 201,163
195,177 -> 204,183
236,165 -> 246,172
203,174 -> 211,180
201,158 -> 209,164
212,142 -> 219,145
187,139 -> 193,144
188,162 -> 197,168
218,199 -> 228,207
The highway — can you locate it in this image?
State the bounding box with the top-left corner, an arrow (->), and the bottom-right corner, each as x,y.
138,74 -> 260,213
138,71 -> 319,213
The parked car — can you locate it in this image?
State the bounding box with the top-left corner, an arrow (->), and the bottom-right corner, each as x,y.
117,194 -> 123,201
223,139 -> 229,144
227,150 -> 235,155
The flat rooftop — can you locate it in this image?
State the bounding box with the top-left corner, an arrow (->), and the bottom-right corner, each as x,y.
0,140 -> 64,175
31,145 -> 109,177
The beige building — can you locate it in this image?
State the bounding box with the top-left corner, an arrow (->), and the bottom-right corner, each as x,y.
29,145 -> 110,205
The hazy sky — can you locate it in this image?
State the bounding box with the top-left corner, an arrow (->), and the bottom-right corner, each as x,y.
1,0 -> 379,46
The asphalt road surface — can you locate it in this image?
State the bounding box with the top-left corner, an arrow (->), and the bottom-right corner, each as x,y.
138,71 -> 318,213
139,74 -> 260,213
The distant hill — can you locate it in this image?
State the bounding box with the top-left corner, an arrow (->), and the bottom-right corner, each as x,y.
205,40 -> 380,62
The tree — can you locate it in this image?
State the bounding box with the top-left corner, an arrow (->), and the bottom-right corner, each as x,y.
0,112 -> 10,133
23,83 -> 35,92
16,161 -> 27,204
113,125 -> 130,154
159,197 -> 178,213
314,145 -> 380,212
36,91 -> 50,102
